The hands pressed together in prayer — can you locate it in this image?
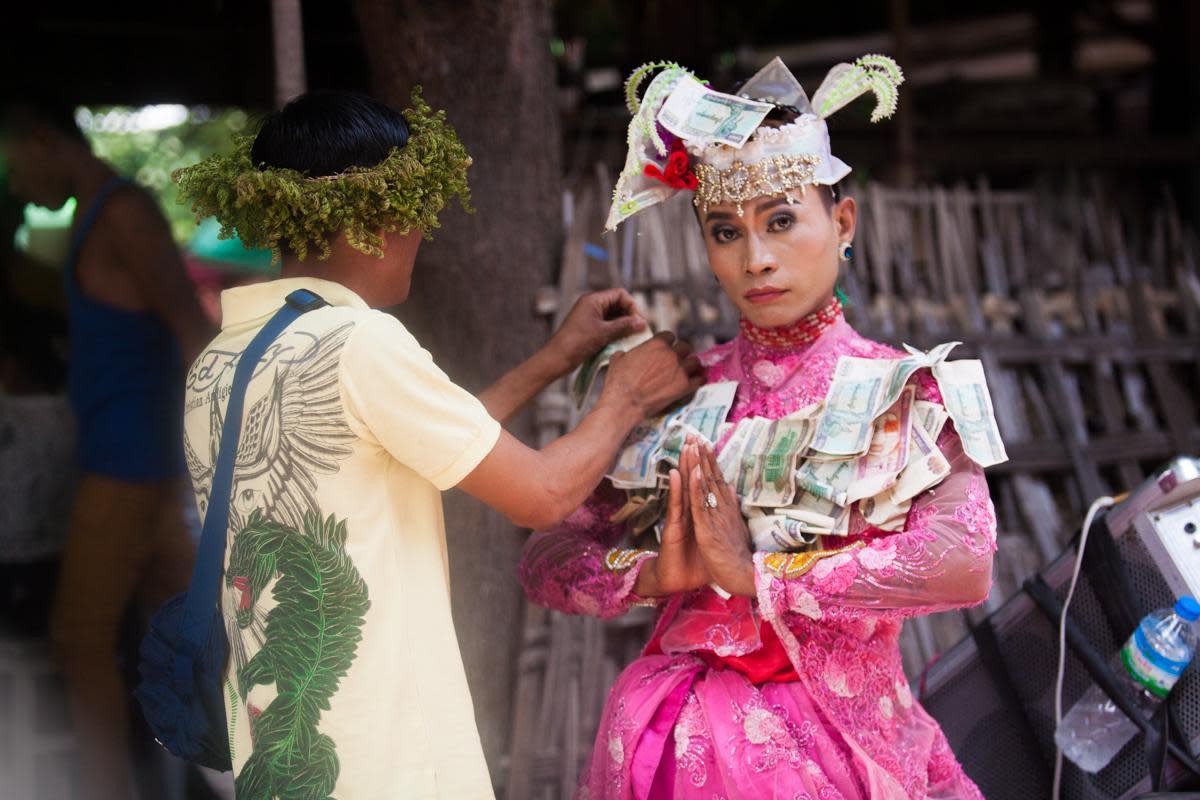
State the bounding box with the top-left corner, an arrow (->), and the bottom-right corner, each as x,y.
546,293 -> 736,580
634,435 -> 757,599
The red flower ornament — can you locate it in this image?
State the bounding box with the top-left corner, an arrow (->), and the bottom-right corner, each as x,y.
644,140 -> 699,190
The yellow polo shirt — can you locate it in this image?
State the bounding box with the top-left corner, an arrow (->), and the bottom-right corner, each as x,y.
183,277 -> 499,799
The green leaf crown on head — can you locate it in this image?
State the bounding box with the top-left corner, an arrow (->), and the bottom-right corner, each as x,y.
172,86 -> 472,264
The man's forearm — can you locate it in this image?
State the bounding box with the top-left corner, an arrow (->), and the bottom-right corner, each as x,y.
457,390 -> 645,531
458,331 -> 695,530
477,346 -> 570,425
524,393 -> 643,526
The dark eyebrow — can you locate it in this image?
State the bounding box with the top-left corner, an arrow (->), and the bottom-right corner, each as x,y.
754,196 -> 793,215
704,210 -> 736,221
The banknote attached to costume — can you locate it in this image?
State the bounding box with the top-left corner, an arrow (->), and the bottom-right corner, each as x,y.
521,56 -> 1003,800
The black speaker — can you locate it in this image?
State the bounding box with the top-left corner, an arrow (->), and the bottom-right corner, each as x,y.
920,525 -> 1200,799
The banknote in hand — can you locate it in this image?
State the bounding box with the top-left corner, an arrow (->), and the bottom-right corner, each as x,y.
572,328 -> 655,409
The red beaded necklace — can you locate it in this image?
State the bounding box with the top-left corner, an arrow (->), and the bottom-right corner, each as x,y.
738,296 -> 844,349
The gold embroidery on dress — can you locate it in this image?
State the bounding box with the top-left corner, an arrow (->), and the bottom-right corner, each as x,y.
762,541 -> 865,579
604,547 -> 656,573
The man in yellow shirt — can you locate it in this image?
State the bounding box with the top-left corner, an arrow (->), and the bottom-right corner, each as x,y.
176,89 -> 701,798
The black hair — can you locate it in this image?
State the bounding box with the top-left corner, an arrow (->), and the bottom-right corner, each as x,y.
762,103 -> 803,125
250,90 -> 410,178
0,92 -> 86,143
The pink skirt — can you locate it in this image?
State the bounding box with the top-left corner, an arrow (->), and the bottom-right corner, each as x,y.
577,654 -> 865,800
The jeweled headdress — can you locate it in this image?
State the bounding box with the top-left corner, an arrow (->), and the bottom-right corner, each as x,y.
605,55 -> 904,230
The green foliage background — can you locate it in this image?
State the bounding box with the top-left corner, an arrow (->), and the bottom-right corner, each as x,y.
80,106 -> 255,244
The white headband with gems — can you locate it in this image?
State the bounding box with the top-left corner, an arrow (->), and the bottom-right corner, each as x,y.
605,55 -> 904,230
692,153 -> 823,216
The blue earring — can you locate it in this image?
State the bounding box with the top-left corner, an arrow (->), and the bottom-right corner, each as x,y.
839,242 -> 853,262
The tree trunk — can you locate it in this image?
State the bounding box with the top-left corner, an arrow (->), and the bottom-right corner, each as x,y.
351,0 -> 560,789
270,0 -> 307,107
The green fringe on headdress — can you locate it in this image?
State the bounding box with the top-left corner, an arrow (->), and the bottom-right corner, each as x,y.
173,86 -> 472,264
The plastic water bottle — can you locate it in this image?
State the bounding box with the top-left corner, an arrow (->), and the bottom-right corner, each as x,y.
1055,596 -> 1200,773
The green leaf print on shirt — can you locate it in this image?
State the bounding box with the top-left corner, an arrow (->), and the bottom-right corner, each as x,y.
227,509 -> 370,800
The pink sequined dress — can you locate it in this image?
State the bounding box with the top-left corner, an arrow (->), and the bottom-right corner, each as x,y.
518,299 -> 997,800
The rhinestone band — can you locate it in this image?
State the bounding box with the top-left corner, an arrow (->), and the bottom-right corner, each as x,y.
693,154 -> 822,216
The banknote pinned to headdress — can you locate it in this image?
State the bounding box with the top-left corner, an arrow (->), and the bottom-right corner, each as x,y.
606,54 -> 906,230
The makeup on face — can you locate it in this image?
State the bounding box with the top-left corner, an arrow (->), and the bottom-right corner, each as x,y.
700,190 -> 850,329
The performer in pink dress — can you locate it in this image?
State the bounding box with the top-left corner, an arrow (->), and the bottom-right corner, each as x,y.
519,57 -> 999,799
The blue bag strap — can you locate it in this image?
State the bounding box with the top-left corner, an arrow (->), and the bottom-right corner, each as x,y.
173,288 -> 328,684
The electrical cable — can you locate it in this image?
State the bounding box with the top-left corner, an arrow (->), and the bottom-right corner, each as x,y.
1053,494 -> 1116,800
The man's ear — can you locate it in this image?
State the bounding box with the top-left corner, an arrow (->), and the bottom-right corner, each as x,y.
834,195 -> 857,242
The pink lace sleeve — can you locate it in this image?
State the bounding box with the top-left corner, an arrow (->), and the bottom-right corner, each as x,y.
517,483 -> 656,619
754,425 -> 997,623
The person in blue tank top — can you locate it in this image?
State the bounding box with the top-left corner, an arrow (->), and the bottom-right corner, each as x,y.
2,96 -> 215,800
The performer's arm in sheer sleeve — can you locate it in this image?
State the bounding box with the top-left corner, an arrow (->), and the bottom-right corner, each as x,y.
518,483 -> 656,619
755,426 -> 996,623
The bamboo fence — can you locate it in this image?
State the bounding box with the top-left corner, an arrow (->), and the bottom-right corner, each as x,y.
504,169 -> 1200,798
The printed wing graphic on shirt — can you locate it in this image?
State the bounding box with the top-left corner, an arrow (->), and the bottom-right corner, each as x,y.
184,320 -> 366,797
227,509 -> 369,800
184,322 -> 357,536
